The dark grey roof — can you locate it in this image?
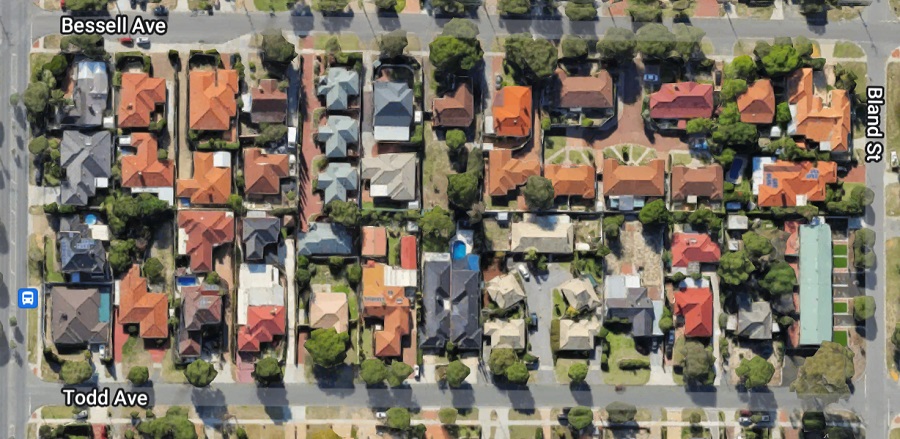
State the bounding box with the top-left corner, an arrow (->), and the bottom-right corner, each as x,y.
297,223 -> 353,256
317,163 -> 358,204
59,130 -> 112,206
58,61 -> 109,128
737,301 -> 773,340
420,257 -> 452,350
317,115 -> 359,158
450,269 -> 482,350
51,286 -> 110,346
317,67 -> 360,111
606,287 -> 655,337
59,216 -> 107,275
420,255 -> 481,351
242,217 -> 281,261
373,81 -> 413,128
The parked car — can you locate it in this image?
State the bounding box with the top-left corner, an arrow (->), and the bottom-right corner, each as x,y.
891,150 -> 898,170
74,411 -> 88,420
413,364 -> 420,380
529,313 -> 538,329
739,416 -> 752,426
375,412 -> 387,419
517,263 -> 530,281
98,344 -> 107,360
643,73 -> 659,83
119,37 -> 134,46
136,37 -> 151,47
60,0 -> 65,10
153,5 -> 169,15
495,74 -> 502,90
760,415 -> 771,423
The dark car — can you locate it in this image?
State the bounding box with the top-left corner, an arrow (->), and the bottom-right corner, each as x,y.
529,313 -> 538,329
153,6 -> 169,15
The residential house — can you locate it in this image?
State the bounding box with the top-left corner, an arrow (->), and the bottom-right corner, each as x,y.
670,165 -> 723,209
237,305 -> 286,353
117,265 -> 168,339
250,78 -> 288,124
373,81 -> 414,142
558,318 -> 601,351
361,153 -> 417,203
602,159 -> 666,211
510,214 -> 574,254
550,69 -> 615,125
673,287 -> 713,338
487,149 -> 540,197
317,115 -> 359,158
649,82 -> 714,129
605,275 -> 659,337
737,79 -> 775,124
486,273 -> 526,311
671,233 -> 721,275
420,253 -> 482,351
492,86 -> 532,137
51,286 -> 111,347
296,223 -> 353,256
362,262 -> 412,358
177,284 -> 222,360
189,69 -> 239,131
559,277 -> 600,312
484,319 -> 526,350
59,130 -> 112,206
237,263 -> 286,353
242,216 -> 281,262
787,68 -> 851,155
120,133 -> 175,204
176,151 -> 232,205
243,148 -> 289,197
317,67 -> 360,111
798,223 -> 833,345
756,161 -> 837,207
57,61 -> 108,128
177,210 -> 235,273
58,216 -> 108,279
432,80 -> 474,128
361,226 -> 388,259
317,162 -> 358,204
118,72 -> 166,129
309,291 -> 349,333
737,301 -> 774,340
544,164 -> 596,201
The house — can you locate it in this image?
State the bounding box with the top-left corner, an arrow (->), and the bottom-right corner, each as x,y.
420,253 -> 482,351
120,133 -> 175,204
177,210 -> 235,273
373,81 -> 414,142
317,67 -> 360,111
648,82 -> 714,129
60,130 -> 112,206
243,148 -> 289,196
177,284 -> 222,360
237,264 -> 285,329
237,305 -> 286,353
432,80 -> 474,128
510,214 -> 574,254
737,301 -> 774,340
671,233 -> 721,274
487,149 -> 540,197
492,86 -> 532,137
176,151 -> 232,205
559,278 -> 601,312
242,216 -> 281,262
317,162 -> 358,204
58,216 -> 108,278
484,319 -> 526,350
544,164 -> 596,200
117,265 -> 168,339
361,153 -> 417,202
670,165 -> 723,207
297,223 -> 353,256
558,318 -> 601,351
787,68 -> 851,154
309,291 -> 349,333
250,78 -> 288,124
51,286 -> 111,347
118,72 -> 166,128
361,226 -> 388,258
799,223 -> 833,345
317,115 -> 359,158
674,287 -> 713,338
486,273 -> 526,310
553,68 -> 614,112
737,79 -> 775,124
58,61 -> 108,128
605,275 -> 658,337
189,69 -> 239,131
362,262 -> 412,357
756,161 -> 837,207
602,159 -> 666,210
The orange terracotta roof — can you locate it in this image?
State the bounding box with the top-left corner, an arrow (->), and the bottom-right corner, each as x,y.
177,210 -> 235,273
737,79 -> 775,124
670,165 -> 723,201
787,68 -> 851,152
362,262 -> 410,358
118,265 -> 169,339
400,235 -> 417,270
118,73 -> 166,128
649,82 -> 714,120
238,306 -> 286,352
602,158 -> 666,197
433,81 -> 474,128
757,160 -> 837,207
672,233 -> 721,268
556,68 -> 614,109
674,287 -> 713,338
250,78 -> 288,124
243,148 -> 289,196
361,226 -> 388,257
176,152 -> 232,205
189,69 -> 239,131
493,86 -> 532,137
544,164 -> 595,199
487,149 -> 540,196
121,133 -> 175,189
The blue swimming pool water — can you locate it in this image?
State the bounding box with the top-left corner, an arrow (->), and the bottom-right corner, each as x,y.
728,157 -> 746,181
177,276 -> 199,287
451,240 -> 467,260
84,214 -> 98,225
98,290 -> 111,323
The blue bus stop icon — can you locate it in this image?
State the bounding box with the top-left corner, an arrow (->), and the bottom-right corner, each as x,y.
18,288 -> 38,309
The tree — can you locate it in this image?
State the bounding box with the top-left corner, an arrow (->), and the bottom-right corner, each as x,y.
523,175 -> 554,210
597,27 -> 636,62
504,34 -> 558,84
387,361 -> 414,387
23,81 -> 50,117
325,200 -> 361,227
720,79 -> 749,102
109,240 -> 138,276
712,120 -> 758,149
420,207 -> 456,251
606,401 -> 637,424
315,0 -> 351,13
790,341 -> 854,401
565,1 -> 598,21
445,129 -> 467,151
854,228 -> 876,270
254,124 -> 289,146
360,358 -> 388,385
604,215 -> 625,240
8,93 -> 20,107
636,24 -> 675,60
430,35 -> 483,74
137,407 -> 198,439
448,171 -> 480,209
305,328 -> 349,369
775,102 -> 792,126
687,208 -> 721,232
446,359 -> 471,387
834,64 -> 859,93
443,18 -> 479,39
718,250 -> 755,286
672,23 -> 706,62
260,30 -> 297,64
431,0 -> 468,14
309,430 -> 342,439
253,357 -> 284,386
567,406 -> 594,431
60,360 -> 93,385
725,55 -> 758,81
386,407 -> 411,430
736,356 -> 774,389
680,340 -> 715,385
626,3 -> 662,21
184,359 -> 218,387
499,0 -> 531,15
143,257 -> 165,284
127,366 -> 150,385
29,136 -> 49,156
505,362 -> 529,384
638,199 -> 669,226
853,296 -> 876,321
686,118 -> 715,136
567,362 -> 588,383
439,407 -> 458,424
226,194 -> 246,215
379,30 -> 408,58
760,43 -> 801,77
489,348 -> 518,376
346,264 -> 362,286
759,261 -> 796,296
892,323 -> 900,348
561,36 -> 590,59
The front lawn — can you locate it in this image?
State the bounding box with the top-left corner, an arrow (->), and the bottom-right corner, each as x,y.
886,238 -> 900,372
833,41 -> 865,58
888,63 -> 900,157
254,0 -> 295,10
604,333 -> 650,385
833,301 -> 849,314
833,330 -> 849,346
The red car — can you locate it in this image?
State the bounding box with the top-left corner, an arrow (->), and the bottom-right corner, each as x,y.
119,37 -> 134,46
60,0 -> 65,9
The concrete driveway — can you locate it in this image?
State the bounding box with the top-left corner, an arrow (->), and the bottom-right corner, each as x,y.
520,263 -> 573,384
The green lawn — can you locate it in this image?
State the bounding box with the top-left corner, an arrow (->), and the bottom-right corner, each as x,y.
254,0 -> 295,10
422,123 -> 452,210
552,289 -> 566,318
833,41 -> 865,58
388,235 -> 400,266
890,429 -> 900,439
604,333 -> 650,385
554,358 -> 587,384
510,426 -> 542,439
44,237 -> 64,283
889,63 -> 900,157
42,406 -> 76,419
833,301 -> 849,314
833,330 -> 849,346
886,238 -> 900,372
833,257 -> 848,269
833,243 -> 848,256
837,62 -> 867,96
544,136 -> 566,161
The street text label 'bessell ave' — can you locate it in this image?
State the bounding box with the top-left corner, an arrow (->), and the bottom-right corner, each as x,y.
60,15 -> 168,36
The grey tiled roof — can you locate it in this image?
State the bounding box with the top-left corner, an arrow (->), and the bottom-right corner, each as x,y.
317,163 -> 358,204
59,130 -> 112,206
58,61 -> 109,128
242,217 -> 281,261
297,223 -> 353,256
316,115 -> 359,158
51,286 -> 109,346
361,153 -> 416,202
58,216 -> 107,275
420,254 -> 481,351
317,67 -> 360,111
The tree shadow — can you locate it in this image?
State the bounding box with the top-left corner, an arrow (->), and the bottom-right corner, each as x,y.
191,387 -> 228,426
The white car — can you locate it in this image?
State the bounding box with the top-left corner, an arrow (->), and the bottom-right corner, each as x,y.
891,150 -> 898,169
517,263 -> 530,281
74,410 -> 88,420
375,412 -> 387,419
413,364 -> 420,380
136,37 -> 151,47
98,344 -> 107,360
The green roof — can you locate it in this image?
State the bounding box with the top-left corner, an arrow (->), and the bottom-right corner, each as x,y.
799,223 -> 833,345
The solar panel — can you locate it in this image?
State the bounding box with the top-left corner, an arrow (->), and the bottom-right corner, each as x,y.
806,169 -> 819,179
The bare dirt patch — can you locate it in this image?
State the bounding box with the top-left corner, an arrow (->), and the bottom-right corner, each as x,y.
605,221 -> 664,288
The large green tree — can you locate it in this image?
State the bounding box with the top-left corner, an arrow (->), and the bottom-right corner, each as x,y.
324,200 -> 361,227
360,358 -> 388,386
567,362 -> 588,383
523,175 -> 554,211
386,407 -> 411,430
430,35 -> 483,74
379,30 -> 408,59
253,357 -> 284,386
567,406 -> 594,431
635,24 -> 675,60
446,359 -> 471,387
261,30 -> 297,64
638,199 -> 669,226
488,348 -> 518,376
185,359 -> 218,387
127,366 -> 150,386
736,356 -> 775,389
499,0 -> 531,15
596,27 -> 636,62
718,250 -> 755,286
305,328 -> 350,369
504,34 -> 558,84
137,407 -> 198,439
420,207 -> 456,252
60,360 -> 93,385
680,340 -> 715,385
790,341 -> 854,402
606,401 -> 637,424
853,296 -> 876,321
561,36 -> 590,60
759,261 -> 796,296
725,55 -> 758,81
387,361 -> 414,387
672,23 -> 706,62
741,231 -> 773,260
448,171 -> 480,209
759,42 -> 802,77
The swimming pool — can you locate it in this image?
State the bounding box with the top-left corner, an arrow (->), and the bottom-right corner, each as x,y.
177,276 -> 199,287
451,240 -> 467,260
85,214 -> 98,225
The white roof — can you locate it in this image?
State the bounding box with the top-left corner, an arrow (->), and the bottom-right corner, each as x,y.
374,126 -> 410,142
238,264 -> 285,324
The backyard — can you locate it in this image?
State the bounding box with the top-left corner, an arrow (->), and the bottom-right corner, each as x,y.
605,221 -> 664,288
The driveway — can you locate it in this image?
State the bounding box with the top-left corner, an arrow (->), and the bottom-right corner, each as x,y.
520,263 -> 573,384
